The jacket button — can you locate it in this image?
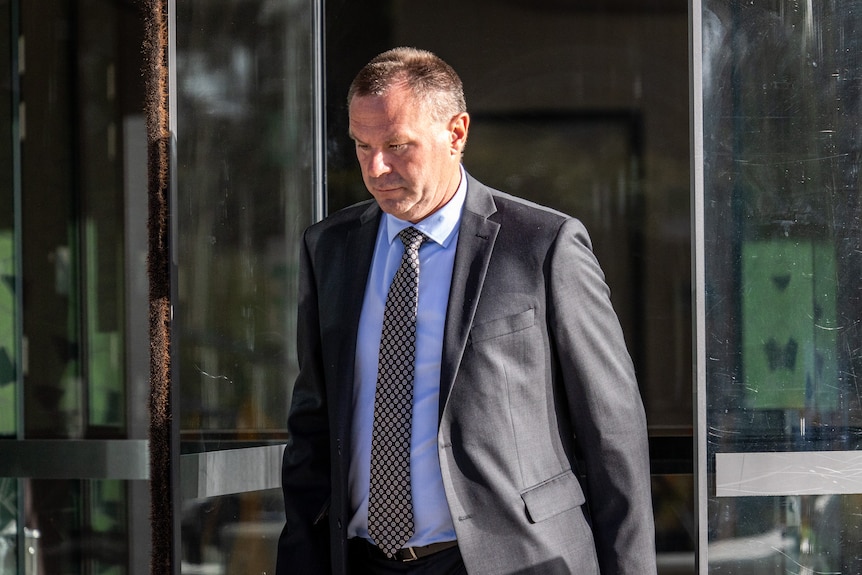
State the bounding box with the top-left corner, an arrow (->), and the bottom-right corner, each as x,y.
337,519 -> 342,529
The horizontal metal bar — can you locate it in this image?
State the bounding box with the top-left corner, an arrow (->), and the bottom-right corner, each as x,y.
0,439 -> 150,480
716,451 -> 862,497
180,444 -> 285,500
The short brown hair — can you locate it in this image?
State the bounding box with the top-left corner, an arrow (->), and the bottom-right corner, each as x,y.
347,47 -> 466,122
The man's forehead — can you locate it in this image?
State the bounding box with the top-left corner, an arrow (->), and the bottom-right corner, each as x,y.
348,101 -> 425,140
348,120 -> 413,143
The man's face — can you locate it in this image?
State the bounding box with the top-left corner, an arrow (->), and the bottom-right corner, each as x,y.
348,84 -> 469,223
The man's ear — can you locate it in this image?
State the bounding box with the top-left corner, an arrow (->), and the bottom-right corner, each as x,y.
450,112 -> 470,155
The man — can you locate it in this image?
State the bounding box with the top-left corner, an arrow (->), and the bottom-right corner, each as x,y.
277,47 -> 656,574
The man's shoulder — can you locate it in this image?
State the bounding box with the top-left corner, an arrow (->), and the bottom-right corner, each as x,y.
304,198 -> 378,240
464,176 -> 594,254
467,175 -> 574,231
491,189 -> 570,221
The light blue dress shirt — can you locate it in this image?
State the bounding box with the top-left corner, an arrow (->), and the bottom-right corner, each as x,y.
347,168 -> 467,547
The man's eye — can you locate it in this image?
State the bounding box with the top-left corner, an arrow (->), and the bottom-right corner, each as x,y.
390,144 -> 407,151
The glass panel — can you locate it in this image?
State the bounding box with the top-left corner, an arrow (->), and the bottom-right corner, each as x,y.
22,479 -> 130,575
2,0 -> 149,571
20,0 -> 83,438
0,0 -> 16,438
701,0 -> 862,571
175,0 -> 316,444
78,0 -> 127,431
20,0 -> 138,438
181,489 -> 283,573
653,474 -> 696,568
2,479 -> 131,575
175,0 -> 319,571
0,478 -> 18,574
0,223 -> 13,435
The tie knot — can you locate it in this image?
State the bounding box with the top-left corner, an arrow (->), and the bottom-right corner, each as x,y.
398,227 -> 427,253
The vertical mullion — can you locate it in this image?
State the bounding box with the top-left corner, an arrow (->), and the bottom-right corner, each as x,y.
313,0 -> 326,221
166,0 -> 180,569
689,0 -> 707,573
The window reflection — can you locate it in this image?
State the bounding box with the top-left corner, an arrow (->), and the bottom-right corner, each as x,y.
175,0 -> 318,571
18,0 -> 139,439
0,0 -> 14,438
2,0 -> 149,573
0,478 -> 18,572
21,479 -> 130,575
176,0 -> 315,441
181,489 -> 283,573
703,0 -> 862,571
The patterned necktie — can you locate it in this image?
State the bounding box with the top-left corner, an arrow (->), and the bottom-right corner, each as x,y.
367,226 -> 427,558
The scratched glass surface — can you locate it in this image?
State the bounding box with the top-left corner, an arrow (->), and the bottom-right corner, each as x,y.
175,0 -> 315,445
175,0 -> 317,571
702,1 -> 862,572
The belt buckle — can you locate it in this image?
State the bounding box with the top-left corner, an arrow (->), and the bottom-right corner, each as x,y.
401,547 -> 419,562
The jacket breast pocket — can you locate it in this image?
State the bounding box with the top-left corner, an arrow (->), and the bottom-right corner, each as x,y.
469,307 -> 535,344
520,470 -> 585,523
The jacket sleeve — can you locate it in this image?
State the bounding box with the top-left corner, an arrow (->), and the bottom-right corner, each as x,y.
548,217 -> 657,575
276,229 -> 332,575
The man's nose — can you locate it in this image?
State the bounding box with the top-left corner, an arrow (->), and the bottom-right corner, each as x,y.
366,151 -> 391,178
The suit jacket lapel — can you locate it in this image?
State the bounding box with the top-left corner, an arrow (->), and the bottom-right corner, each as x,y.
439,176 -> 499,420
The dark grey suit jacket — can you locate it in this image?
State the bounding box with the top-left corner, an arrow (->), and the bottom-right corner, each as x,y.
277,174 -> 656,575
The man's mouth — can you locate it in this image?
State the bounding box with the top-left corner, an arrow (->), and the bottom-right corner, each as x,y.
373,184 -> 404,194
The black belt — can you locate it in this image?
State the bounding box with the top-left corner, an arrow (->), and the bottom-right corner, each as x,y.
352,538 -> 458,563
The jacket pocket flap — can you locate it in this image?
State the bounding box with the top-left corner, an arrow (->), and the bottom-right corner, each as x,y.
520,470 -> 585,523
470,308 -> 535,343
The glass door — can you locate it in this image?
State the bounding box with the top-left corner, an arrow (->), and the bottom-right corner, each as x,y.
172,0 -> 323,571
695,1 -> 862,572
0,1 -> 150,574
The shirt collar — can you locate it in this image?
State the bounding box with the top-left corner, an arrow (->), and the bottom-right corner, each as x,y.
383,165 -> 466,248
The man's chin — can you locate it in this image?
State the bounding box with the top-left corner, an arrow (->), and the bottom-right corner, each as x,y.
376,199 -> 419,221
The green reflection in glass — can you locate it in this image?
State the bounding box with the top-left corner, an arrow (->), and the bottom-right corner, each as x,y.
89,480 -> 126,575
0,0 -> 15,437
742,239 -> 837,410
20,0 -> 82,438
0,232 -> 14,436
78,0 -> 127,432
26,479 -> 128,575
85,220 -> 124,428
703,0 -> 862,572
